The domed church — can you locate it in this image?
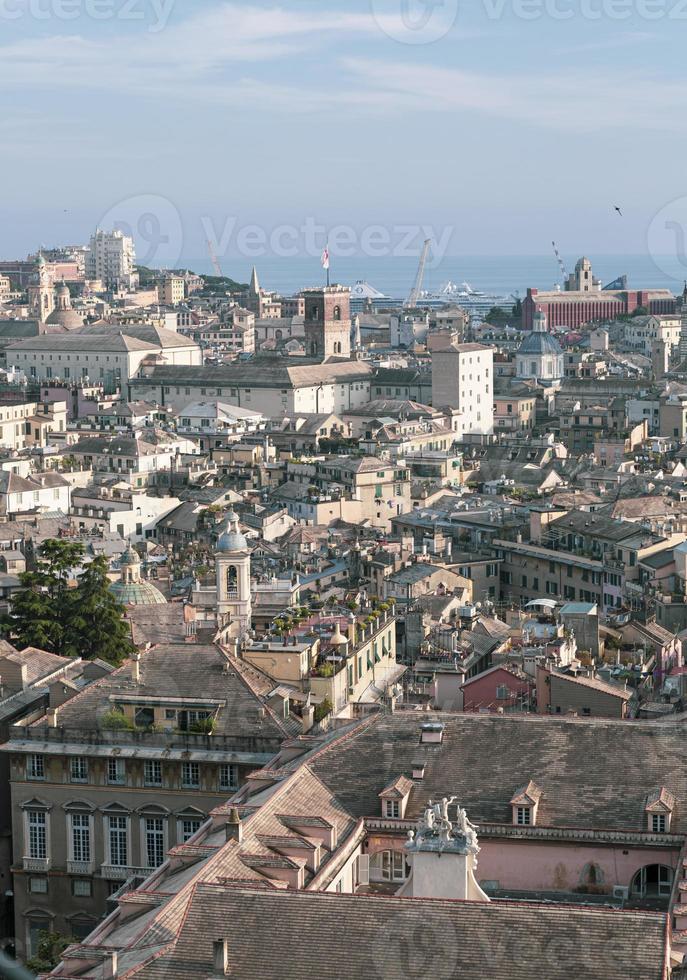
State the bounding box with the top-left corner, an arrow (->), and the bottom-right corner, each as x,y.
515,311 -> 564,385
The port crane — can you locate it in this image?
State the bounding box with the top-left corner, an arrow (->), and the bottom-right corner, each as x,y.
551,241 -> 568,288
207,239 -> 224,278
405,238 -> 432,308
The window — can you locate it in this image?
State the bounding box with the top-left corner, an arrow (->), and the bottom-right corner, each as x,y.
28,754 -> 45,780
70,757 -> 88,783
27,810 -> 47,859
219,764 -> 238,791
182,762 -> 200,788
516,806 -> 531,826
652,813 -> 667,833
28,917 -> 51,958
108,758 -> 125,785
385,799 -> 400,818
496,685 -> 509,700
29,877 -> 48,894
72,879 -> 92,897
144,760 -> 162,787
144,817 -> 165,868
180,818 -> 202,843
108,815 -> 128,867
70,814 -> 91,863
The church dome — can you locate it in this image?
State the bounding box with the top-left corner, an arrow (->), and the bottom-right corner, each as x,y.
110,579 -> 167,606
517,331 -> 563,357
217,511 -> 248,553
45,280 -> 84,330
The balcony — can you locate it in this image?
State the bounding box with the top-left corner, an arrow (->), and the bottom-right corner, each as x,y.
101,864 -> 153,881
23,856 -> 50,872
67,860 -> 94,875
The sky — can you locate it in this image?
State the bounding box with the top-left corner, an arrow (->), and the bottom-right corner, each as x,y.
1,0 -> 687,271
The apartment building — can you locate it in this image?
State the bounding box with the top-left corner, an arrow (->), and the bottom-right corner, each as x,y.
494,509 -> 680,613
431,343 -> 494,436
85,229 -> 136,291
0,398 -> 67,450
2,642 -> 296,955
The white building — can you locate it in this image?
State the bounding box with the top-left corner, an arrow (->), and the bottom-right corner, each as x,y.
431,342 -> 494,436
85,229 -> 136,291
515,311 -> 564,385
624,315 -> 682,357
7,324 -> 201,388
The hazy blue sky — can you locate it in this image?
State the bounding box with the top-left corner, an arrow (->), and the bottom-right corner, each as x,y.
1,0 -> 687,266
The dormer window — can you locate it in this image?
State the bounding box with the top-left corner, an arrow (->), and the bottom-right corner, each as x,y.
510,780 -> 542,828
646,787 -> 674,834
379,776 -> 413,820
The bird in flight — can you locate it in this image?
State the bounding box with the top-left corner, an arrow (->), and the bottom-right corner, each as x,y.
614,206 -> 623,216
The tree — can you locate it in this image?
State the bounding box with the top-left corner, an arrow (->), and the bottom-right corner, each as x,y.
3,540 -> 84,656
26,930 -> 73,974
66,557 -> 135,665
3,541 -> 133,665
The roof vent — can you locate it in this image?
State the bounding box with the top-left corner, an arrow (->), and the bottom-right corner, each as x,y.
420,721 -> 444,744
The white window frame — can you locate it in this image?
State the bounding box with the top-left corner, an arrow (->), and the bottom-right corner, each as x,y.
27,754 -> 45,781
178,817 -> 202,844
26,810 -> 48,860
142,816 -> 167,869
652,813 -> 667,833
516,806 -> 531,826
107,814 -> 129,868
384,799 -> 400,819
107,758 -> 126,785
70,757 -> 89,784
69,813 -> 92,864
218,763 -> 238,791
144,760 -> 162,787
181,761 -> 200,789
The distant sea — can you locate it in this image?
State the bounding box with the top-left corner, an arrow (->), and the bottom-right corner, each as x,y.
184,254 -> 687,300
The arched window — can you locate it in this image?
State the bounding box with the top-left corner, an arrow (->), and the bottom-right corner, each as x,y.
333,305 -> 341,321
631,864 -> 673,898
227,565 -> 238,598
310,342 -> 317,357
275,329 -> 282,340
309,305 -> 319,319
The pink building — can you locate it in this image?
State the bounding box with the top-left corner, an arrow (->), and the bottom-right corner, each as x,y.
461,663 -> 533,713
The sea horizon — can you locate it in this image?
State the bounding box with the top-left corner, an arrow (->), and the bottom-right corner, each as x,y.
181,253 -> 687,301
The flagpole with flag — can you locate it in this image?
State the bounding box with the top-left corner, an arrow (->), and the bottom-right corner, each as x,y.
321,244 -> 330,287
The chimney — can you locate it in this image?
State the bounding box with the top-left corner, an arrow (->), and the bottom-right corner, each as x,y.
213,939 -> 229,976
47,707 -> 59,728
225,807 -> 243,843
103,952 -> 118,979
132,653 -> 141,683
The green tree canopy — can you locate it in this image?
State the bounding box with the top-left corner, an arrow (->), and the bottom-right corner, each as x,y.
2,540 -> 133,665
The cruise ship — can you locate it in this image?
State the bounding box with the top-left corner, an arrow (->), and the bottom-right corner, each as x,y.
418,281 -> 514,316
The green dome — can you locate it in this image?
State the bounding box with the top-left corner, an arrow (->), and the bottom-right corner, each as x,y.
110,580 -> 167,606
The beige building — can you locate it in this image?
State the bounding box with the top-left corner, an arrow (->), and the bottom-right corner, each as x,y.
0,399 -> 67,450
431,343 -> 494,435
2,642 -> 295,955
157,275 -> 186,306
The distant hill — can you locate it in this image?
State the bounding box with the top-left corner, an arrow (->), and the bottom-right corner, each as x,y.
136,265 -> 247,293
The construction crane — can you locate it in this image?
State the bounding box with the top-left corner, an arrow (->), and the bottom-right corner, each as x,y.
551,241 -> 568,288
206,239 -> 224,278
405,238 -> 432,308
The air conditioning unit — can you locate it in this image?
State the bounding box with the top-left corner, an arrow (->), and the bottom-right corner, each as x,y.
612,885 -> 629,901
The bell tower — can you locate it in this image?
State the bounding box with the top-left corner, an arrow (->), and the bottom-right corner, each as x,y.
28,253 -> 55,322
215,511 -> 252,636
303,285 -> 351,362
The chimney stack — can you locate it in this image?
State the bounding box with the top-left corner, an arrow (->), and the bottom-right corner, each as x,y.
132,653 -> 141,683
225,807 -> 243,843
103,952 -> 118,979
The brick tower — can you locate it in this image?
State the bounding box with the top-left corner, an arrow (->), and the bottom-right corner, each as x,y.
302,285 -> 351,362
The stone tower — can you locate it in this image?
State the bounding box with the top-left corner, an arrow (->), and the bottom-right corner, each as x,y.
28,253 -> 55,322
215,511 -> 252,636
302,285 -> 351,362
